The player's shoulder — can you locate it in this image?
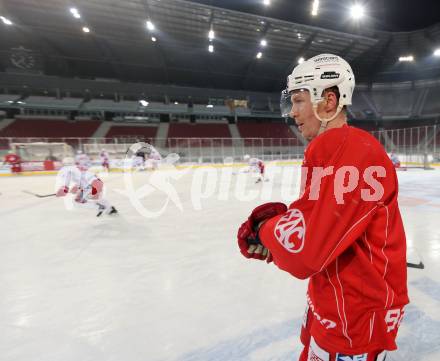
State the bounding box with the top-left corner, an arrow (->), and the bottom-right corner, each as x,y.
311,124 -> 380,149
307,124 -> 386,164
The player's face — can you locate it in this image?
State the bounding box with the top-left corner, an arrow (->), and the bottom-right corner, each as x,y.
289,90 -> 321,140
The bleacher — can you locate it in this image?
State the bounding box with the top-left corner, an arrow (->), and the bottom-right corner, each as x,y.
167,123 -> 232,146
105,125 -> 158,142
371,87 -> 418,118
0,118 -> 102,148
237,121 -> 297,146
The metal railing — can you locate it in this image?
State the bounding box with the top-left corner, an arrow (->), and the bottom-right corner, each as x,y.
1,125 -> 439,164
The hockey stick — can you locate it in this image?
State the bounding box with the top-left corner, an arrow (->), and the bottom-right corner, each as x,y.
22,190 -> 56,198
406,261 -> 425,269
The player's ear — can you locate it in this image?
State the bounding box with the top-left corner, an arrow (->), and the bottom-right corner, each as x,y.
324,90 -> 338,112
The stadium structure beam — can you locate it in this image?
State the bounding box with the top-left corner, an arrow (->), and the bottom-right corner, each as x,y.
284,31 -> 318,77
141,0 -> 170,84
368,34 -> 393,83
240,21 -> 271,89
340,39 -> 357,58
91,37 -> 125,81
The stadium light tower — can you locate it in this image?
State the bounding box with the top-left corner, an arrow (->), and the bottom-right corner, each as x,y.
350,4 -> 365,20
311,0 -> 319,16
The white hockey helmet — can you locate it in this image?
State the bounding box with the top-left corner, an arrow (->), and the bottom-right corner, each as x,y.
281,54 -> 355,124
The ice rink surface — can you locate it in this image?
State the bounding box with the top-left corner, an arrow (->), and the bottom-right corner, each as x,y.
1,165 -> 440,361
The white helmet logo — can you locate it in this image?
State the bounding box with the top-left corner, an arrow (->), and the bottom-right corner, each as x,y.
275,209 -> 306,253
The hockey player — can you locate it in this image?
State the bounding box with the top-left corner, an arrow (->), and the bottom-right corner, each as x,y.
389,152 -> 401,168
243,154 -> 266,183
237,54 -> 408,361
56,165 -> 117,217
100,148 -> 110,171
75,149 -> 91,171
148,147 -> 162,171
4,149 -> 22,174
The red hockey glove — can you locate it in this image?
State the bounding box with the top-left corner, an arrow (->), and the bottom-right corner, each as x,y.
237,202 -> 287,262
56,186 -> 69,197
90,179 -> 103,199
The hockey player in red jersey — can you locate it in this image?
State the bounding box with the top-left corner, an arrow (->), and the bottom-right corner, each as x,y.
4,150 -> 22,174
56,164 -> 117,217
243,154 -> 266,183
237,54 -> 408,361
100,148 -> 110,171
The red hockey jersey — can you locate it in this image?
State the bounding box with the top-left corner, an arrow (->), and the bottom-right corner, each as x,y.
259,125 -> 409,354
4,153 -> 21,165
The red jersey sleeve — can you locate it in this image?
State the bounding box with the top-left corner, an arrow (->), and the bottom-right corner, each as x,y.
259,125 -> 398,279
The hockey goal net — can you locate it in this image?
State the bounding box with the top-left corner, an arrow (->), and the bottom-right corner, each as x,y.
11,142 -> 74,162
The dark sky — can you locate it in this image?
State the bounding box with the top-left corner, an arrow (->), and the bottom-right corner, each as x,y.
188,0 -> 440,32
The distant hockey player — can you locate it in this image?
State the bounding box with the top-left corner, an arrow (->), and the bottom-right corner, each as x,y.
100,148 -> 110,171
243,154 -> 265,183
237,54 -> 408,360
4,150 -> 22,174
56,165 -> 117,217
75,149 -> 91,171
390,152 -> 401,168
148,148 -> 162,170
132,149 -> 146,169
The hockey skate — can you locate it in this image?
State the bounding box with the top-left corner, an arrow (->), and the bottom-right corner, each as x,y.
97,205 -> 118,217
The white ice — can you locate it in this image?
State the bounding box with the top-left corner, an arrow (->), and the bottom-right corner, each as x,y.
0,165 -> 439,361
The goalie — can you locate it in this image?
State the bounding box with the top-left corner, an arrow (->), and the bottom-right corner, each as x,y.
56,164 -> 117,217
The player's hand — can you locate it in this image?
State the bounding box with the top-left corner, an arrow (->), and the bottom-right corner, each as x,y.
90,179 -> 103,199
237,202 -> 287,262
56,186 -> 69,197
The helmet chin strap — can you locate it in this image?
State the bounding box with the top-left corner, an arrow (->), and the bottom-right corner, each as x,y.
312,103 -> 344,135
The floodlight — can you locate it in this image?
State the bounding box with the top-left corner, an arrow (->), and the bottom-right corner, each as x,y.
350,4 -> 365,20
146,20 -> 155,31
0,16 -> 13,25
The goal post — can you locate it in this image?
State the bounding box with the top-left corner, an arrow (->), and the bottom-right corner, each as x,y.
11,142 -> 74,162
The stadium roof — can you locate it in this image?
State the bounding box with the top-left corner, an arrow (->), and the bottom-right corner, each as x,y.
1,0 -> 440,93
190,0 -> 440,33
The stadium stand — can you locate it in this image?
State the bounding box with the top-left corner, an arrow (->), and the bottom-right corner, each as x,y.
421,86 -> 440,116
24,96 -> 83,109
105,125 -> 158,141
237,121 -> 297,146
167,123 -> 232,146
371,84 -> 419,118
0,118 -> 102,149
